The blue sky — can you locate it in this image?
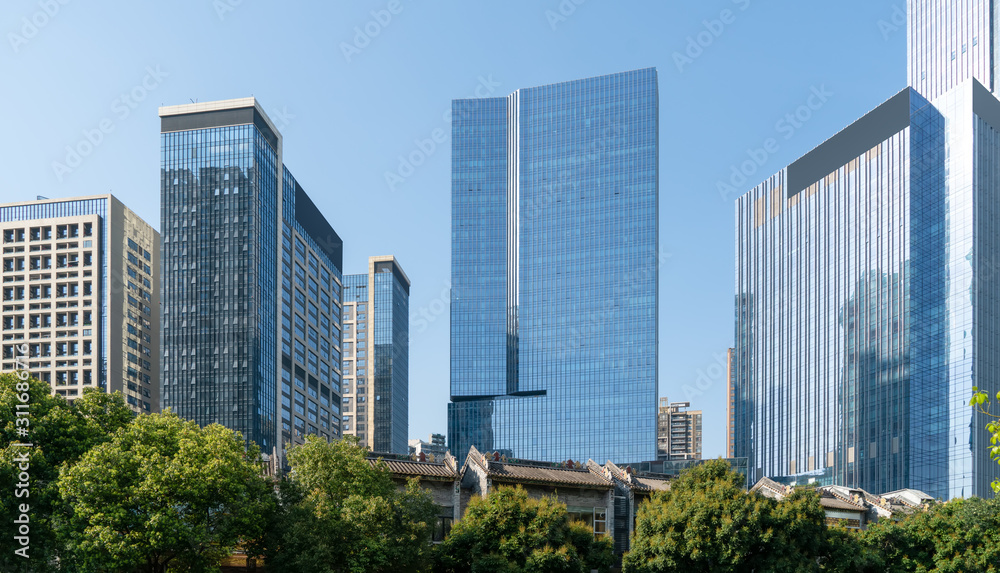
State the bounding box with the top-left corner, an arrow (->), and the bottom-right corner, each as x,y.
1,0 -> 908,458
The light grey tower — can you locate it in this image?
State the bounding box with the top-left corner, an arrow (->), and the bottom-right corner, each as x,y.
733,0 -> 1000,499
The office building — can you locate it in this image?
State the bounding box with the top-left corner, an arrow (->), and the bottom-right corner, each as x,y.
159,98 -> 344,464
726,347 -> 736,458
448,68 -> 660,464
341,255 -> 409,454
1,194 -> 159,413
656,397 -> 702,461
733,0 -> 1000,499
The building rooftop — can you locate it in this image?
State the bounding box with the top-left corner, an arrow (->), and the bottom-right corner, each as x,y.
466,447 -> 612,489
368,451 -> 459,482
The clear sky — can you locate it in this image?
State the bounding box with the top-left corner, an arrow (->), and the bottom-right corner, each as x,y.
1,0 -> 908,459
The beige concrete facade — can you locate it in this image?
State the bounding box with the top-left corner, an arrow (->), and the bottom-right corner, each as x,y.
1,194 -> 159,413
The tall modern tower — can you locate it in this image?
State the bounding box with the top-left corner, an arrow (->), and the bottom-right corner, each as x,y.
159,98 -> 344,465
734,0 -> 1000,499
448,68 -> 660,464
341,255 -> 410,454
1,194 -> 159,414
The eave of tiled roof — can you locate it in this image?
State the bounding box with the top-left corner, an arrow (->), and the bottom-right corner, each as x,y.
633,476 -> 671,492
819,494 -> 866,512
487,462 -> 612,489
368,458 -> 458,481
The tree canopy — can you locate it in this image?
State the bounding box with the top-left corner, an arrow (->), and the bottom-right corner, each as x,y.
971,386 -> 1000,493
264,435 -> 439,573
433,485 -> 614,573
56,411 -> 274,573
0,373 -> 133,571
623,459 -> 829,573
852,496 -> 1000,573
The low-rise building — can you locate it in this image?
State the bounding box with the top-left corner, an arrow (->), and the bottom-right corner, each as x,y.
367,445 -> 676,556
751,476 -> 934,529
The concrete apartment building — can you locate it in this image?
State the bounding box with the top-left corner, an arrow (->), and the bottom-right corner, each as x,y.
656,397 -> 702,461
1,194 -> 159,413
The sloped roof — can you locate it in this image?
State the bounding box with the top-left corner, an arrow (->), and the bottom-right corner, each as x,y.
487,461 -> 612,489
633,476 -> 671,492
595,460 -> 671,493
817,490 -> 866,512
371,458 -> 458,480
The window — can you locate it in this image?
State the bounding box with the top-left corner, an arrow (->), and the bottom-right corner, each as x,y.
433,507 -> 454,542
567,506 -> 607,536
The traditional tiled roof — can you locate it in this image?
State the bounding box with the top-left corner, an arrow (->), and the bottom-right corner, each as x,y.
633,476 -> 671,492
817,490 -> 866,512
749,476 -> 786,499
465,447 -> 611,489
368,452 -> 459,481
487,461 -> 612,488
752,479 -> 865,512
594,460 -> 671,493
881,488 -> 935,509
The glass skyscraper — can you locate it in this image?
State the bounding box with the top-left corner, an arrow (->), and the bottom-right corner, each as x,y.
734,0 -> 1000,499
159,98 -> 343,464
341,255 -> 410,454
448,68 -> 660,464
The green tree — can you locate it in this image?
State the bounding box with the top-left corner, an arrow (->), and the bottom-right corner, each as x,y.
971,386 -> 1000,493
855,497 -> 1000,573
622,459 -> 830,573
433,485 -> 614,573
56,411 -> 275,573
264,435 -> 439,573
0,373 -> 133,572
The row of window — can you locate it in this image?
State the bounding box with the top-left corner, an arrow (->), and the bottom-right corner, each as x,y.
3,223 -> 93,243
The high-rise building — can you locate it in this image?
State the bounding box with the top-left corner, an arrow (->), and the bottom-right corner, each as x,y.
159,98 -> 344,464
733,0 -> 1000,499
656,398 -> 702,461
726,347 -> 736,458
1,195 -> 159,413
408,433 -> 448,459
448,68 -> 660,464
341,255 -> 409,454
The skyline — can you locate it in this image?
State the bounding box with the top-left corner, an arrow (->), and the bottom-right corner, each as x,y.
1,1 -> 911,458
